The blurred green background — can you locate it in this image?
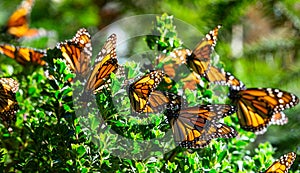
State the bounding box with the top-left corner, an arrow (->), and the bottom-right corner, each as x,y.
0,0 -> 299,172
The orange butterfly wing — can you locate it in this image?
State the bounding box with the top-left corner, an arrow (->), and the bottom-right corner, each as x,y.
166,103 -> 237,149
181,73 -> 201,90
0,78 -> 19,126
156,49 -> 190,78
128,70 -> 165,113
229,88 -> 299,133
141,90 -> 171,113
5,0 -> 41,38
264,152 -> 296,173
85,33 -> 118,93
204,66 -> 246,89
186,25 -> 221,76
57,28 -> 92,77
0,44 -> 46,65
156,49 -> 204,90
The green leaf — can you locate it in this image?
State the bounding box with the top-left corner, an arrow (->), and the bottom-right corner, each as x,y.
217,151 -> 227,163
77,146 -> 86,158
136,162 -> 144,172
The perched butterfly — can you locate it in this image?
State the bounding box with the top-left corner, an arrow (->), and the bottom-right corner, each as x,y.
164,93 -> 237,149
56,28 -> 92,78
0,44 -> 47,66
84,33 -> 118,93
2,0 -> 44,39
0,78 -> 19,126
128,70 -> 166,113
185,25 -> 221,76
184,25 -> 247,89
263,152 -> 296,173
156,25 -> 243,89
229,87 -> 299,133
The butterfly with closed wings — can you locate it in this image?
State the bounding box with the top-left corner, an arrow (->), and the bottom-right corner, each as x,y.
185,25 -> 248,89
56,28 -> 118,94
185,25 -> 221,75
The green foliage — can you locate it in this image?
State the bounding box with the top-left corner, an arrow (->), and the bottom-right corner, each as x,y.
146,13 -> 182,52
0,1 -> 300,172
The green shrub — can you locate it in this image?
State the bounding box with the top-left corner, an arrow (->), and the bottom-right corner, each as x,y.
0,13 -> 298,173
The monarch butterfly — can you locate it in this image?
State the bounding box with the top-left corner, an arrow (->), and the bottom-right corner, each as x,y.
0,78 -> 19,126
2,0 -> 43,39
164,94 -> 237,148
128,70 -> 166,113
158,50 -> 245,90
263,152 -> 296,173
229,87 -> 299,133
84,33 -> 118,93
185,25 -> 221,76
56,28 -> 92,78
184,25 -> 248,89
156,25 -> 244,89
0,44 -> 47,66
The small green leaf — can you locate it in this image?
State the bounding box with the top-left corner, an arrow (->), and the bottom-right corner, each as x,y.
77,146 -> 86,158
136,162 -> 144,172
217,151 -> 227,163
